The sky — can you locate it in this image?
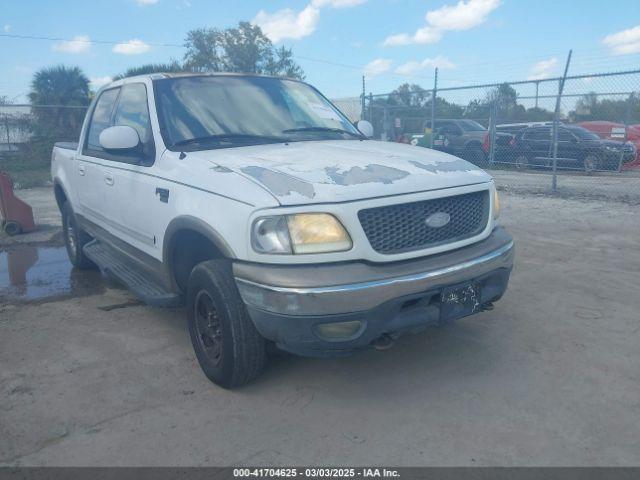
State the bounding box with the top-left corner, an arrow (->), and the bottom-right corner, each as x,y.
1,0 -> 639,104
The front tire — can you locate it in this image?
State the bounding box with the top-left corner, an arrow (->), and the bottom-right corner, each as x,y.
61,202 -> 94,269
187,259 -> 267,388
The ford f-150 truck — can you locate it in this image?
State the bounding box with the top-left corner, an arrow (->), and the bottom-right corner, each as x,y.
51,73 -> 514,388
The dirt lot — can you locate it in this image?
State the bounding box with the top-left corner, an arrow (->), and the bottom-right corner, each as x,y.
1,187 -> 639,466
490,168 -> 640,204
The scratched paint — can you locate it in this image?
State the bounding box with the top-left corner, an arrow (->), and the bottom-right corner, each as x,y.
325,164 -> 410,186
241,165 -> 316,199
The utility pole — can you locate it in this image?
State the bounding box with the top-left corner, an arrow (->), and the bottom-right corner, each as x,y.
361,75 -> 366,121
551,50 -> 572,193
430,67 -> 438,149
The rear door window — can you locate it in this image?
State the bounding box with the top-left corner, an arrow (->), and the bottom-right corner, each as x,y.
525,128 -> 551,141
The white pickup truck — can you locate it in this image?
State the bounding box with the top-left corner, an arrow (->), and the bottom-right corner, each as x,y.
52,73 -> 514,387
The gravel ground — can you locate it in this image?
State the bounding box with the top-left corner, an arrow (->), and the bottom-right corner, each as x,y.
1,188 -> 639,466
490,168 -> 640,204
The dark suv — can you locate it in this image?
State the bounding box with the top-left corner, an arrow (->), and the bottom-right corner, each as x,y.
425,119 -> 512,166
511,124 -> 636,172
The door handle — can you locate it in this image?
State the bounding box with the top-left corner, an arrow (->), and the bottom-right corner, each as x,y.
78,164 -> 85,176
104,173 -> 114,186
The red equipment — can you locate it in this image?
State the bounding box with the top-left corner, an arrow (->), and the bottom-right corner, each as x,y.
0,172 -> 36,236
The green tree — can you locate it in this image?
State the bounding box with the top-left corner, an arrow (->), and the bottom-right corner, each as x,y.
114,61 -> 188,80
183,28 -> 226,72
28,66 -> 90,162
265,46 -> 305,79
223,21 -> 272,74
183,22 -> 305,79
571,92 -> 639,123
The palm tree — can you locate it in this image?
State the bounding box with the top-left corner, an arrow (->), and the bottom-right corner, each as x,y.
113,61 -> 188,80
27,65 -> 90,162
29,65 -> 90,107
28,65 -> 90,146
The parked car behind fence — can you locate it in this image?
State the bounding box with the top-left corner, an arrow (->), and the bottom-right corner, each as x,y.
510,124 -> 636,172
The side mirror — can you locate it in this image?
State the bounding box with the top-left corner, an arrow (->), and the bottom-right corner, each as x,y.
99,125 -> 141,152
356,120 -> 374,138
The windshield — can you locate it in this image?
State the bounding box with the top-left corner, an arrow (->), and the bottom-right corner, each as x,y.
459,120 -> 487,132
154,75 -> 361,150
569,127 -> 600,140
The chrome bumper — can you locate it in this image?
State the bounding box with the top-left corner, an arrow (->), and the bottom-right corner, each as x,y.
235,229 -> 514,316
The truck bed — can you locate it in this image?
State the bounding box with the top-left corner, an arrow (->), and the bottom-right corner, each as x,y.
54,142 -> 78,151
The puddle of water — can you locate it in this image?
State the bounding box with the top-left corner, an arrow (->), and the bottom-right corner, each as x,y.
0,245 -> 108,303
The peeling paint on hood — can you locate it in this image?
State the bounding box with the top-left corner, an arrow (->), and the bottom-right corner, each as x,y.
325,164 -> 409,186
241,166 -> 316,199
195,140 -> 492,206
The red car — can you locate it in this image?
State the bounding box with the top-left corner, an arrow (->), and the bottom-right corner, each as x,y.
578,121 -> 640,169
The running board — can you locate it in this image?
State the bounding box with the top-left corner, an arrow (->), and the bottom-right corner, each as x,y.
83,240 -> 181,307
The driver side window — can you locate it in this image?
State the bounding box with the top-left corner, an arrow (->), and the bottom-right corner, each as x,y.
112,83 -> 155,165
85,87 -> 120,154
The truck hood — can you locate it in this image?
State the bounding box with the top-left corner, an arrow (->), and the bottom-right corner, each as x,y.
192,140 -> 491,206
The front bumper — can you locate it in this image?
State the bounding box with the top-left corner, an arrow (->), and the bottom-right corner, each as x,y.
234,227 -> 514,356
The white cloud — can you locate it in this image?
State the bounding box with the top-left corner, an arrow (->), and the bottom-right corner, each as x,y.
253,5 -> 320,43
113,39 -> 151,55
90,76 -> 113,89
527,57 -> 558,80
253,0 -> 366,42
3,24 -> 11,33
312,0 -> 367,8
603,25 -> 640,55
136,0 -> 159,5
395,55 -> 456,75
364,58 -> 392,77
51,35 -> 91,54
384,0 -> 500,46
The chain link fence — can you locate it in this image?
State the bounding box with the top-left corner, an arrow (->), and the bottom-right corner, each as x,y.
0,104 -> 88,188
362,68 -> 640,203
2,68 -> 640,201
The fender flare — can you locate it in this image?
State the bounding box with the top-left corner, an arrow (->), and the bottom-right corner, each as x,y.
52,178 -> 72,212
162,215 -> 236,266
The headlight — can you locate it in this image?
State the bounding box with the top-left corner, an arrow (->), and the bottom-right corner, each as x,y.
493,189 -> 500,220
252,213 -> 352,255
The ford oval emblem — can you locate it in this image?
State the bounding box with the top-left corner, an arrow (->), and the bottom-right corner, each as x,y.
425,211 -> 451,228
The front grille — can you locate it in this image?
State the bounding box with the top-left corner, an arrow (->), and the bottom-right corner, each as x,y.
358,190 -> 490,254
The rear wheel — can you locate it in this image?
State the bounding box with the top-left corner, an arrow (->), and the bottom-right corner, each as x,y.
514,154 -> 529,170
187,259 -> 267,388
584,154 -> 601,173
62,202 -> 94,269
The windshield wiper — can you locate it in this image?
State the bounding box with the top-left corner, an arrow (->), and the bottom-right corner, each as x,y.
282,127 -> 364,138
172,134 -> 290,148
